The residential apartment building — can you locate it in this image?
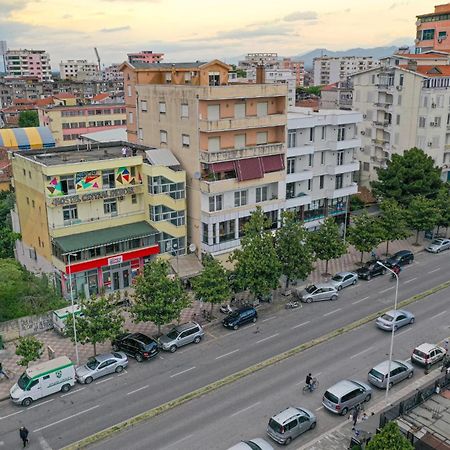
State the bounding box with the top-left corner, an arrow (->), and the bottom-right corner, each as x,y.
38,104 -> 127,146
127,51 -> 164,65
313,56 -> 379,85
281,58 -> 305,87
320,81 -> 354,110
238,53 -> 280,69
415,2 -> 450,53
5,49 -> 52,82
60,60 -> 100,81
103,64 -> 124,82
11,142 -> 186,298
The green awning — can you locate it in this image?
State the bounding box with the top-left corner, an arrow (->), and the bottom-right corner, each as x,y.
53,221 -> 158,253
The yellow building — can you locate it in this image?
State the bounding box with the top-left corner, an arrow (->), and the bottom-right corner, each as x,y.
11,141 -> 186,298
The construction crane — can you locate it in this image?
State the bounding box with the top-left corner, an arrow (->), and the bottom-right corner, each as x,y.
94,47 -> 101,72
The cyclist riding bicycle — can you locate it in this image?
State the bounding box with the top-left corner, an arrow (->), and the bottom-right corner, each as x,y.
305,373 -> 313,392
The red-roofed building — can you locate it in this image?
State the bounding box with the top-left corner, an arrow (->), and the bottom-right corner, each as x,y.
91,93 -> 112,104
416,3 -> 450,54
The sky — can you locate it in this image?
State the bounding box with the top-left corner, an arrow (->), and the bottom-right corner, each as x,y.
0,0 -> 441,68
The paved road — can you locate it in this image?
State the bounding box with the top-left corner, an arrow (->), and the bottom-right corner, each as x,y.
0,249 -> 448,449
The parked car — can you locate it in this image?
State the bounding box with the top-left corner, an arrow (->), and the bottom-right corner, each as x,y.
329,272 -> 358,291
426,238 -> 450,253
295,284 -> 338,303
267,406 -> 316,445
384,250 -> 414,267
411,343 -> 446,368
356,260 -> 386,280
368,360 -> 414,389
227,438 -> 274,450
322,379 -> 372,415
75,352 -> 128,384
158,322 -> 204,353
375,309 -> 415,331
223,306 -> 257,330
112,332 -> 159,362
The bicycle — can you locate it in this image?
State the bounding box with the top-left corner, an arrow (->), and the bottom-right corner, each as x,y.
302,378 -> 319,393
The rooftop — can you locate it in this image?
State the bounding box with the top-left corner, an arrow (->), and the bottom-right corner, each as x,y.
128,61 -> 207,70
415,65 -> 450,76
288,106 -> 361,119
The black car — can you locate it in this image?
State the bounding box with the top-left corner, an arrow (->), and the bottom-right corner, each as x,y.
356,260 -> 386,280
223,306 -> 258,330
384,250 -> 414,268
112,332 -> 159,362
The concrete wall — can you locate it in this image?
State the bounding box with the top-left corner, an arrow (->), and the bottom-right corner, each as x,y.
0,312 -> 53,342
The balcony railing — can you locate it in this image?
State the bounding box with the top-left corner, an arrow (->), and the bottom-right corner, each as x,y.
198,113 -> 286,132
373,102 -> 392,111
199,143 -> 284,163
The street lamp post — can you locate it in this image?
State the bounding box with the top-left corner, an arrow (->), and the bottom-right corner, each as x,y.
172,242 -> 179,276
343,196 -> 349,245
376,261 -> 399,403
67,252 -> 79,366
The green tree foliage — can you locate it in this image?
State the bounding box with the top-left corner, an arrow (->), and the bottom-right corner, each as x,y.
407,196 -> 440,245
131,259 -> 190,334
310,217 -> 347,274
296,86 -> 322,97
347,211 -> 384,262
366,421 -> 413,450
378,199 -> 410,255
0,191 -> 20,258
434,186 -> 450,233
372,147 -> 443,206
15,336 -> 43,367
18,110 -> 39,127
192,256 -> 231,314
275,211 -> 315,287
0,259 -> 65,322
230,207 -> 281,298
65,295 -> 125,355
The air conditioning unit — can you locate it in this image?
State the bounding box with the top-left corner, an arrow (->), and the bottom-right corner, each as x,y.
428,142 -> 433,147
360,130 -> 366,135
396,86 -> 402,91
430,122 -> 435,127
432,103 -> 437,108
362,114 -> 367,119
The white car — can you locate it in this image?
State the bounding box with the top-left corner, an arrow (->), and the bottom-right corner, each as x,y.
411,343 -> 446,368
227,438 -> 274,450
426,238 -> 450,253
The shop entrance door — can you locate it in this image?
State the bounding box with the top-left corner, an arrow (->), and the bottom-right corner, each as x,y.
112,271 -> 121,291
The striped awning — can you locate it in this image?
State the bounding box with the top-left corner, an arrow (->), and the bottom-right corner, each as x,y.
0,126 -> 55,150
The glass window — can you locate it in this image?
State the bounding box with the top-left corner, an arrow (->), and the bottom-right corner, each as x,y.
256,186 -> 268,203
104,199 -> 117,214
308,154 -> 314,167
321,126 -> 326,140
319,175 -> 324,189
218,219 -> 235,242
181,103 -> 189,118
63,205 -> 77,221
335,174 -> 343,189
337,151 -> 344,165
140,100 -> 147,112
159,102 -> 166,114
160,130 -> 168,144
182,134 -> 190,148
287,130 -> 296,148
202,222 -> 209,244
337,125 -> 345,141
128,112 -> 133,124
209,194 -> 223,212
321,152 -> 325,165
60,175 -> 75,195
309,128 -> 314,142
102,170 -> 115,189
422,29 -> 435,40
286,182 -> 295,199
234,190 -> 248,207
287,157 -> 295,174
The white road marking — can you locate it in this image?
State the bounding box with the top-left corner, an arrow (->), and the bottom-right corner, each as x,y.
33,405 -> 100,432
403,277 -> 417,284
396,327 -> 414,336
216,349 -> 240,360
38,435 -> 53,450
126,385 -> 149,395
28,399 -> 55,409
379,286 -> 395,294
0,410 -> 23,421
230,402 -> 261,417
170,367 -> 196,378
117,369 -> 128,377
159,356 -> 165,360
352,296 -> 369,305
61,387 -> 85,397
95,378 -> 111,385
428,268 -> 441,274
323,308 -> 342,317
255,333 -> 279,344
262,315 -> 277,322
316,372 -> 322,377
350,347 -> 373,359
315,406 -> 324,411
430,310 -> 447,320
164,434 -> 194,449
292,320 -> 310,329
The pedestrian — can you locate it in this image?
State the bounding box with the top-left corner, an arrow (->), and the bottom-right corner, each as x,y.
19,426 -> 29,447
352,405 -> 360,429
0,361 -> 9,379
370,249 -> 377,259
444,339 -> 449,354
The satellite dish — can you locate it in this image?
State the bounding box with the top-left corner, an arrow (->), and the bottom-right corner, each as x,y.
189,243 -> 197,253
193,172 -> 201,180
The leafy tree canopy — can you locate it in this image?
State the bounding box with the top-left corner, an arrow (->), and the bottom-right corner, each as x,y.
407,195 -> 440,244
379,199 -> 410,254
435,185 -> 450,229
366,421 -> 413,450
18,110 -> 39,127
15,336 -> 43,367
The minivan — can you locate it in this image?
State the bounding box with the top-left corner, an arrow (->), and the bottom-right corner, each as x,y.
411,343 -> 446,368
223,306 -> 257,330
368,360 -> 414,389
322,379 -> 372,415
159,322 -> 204,352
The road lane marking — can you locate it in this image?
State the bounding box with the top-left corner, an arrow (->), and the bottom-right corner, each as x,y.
262,315 -> 277,322
350,347 -> 373,359
430,310 -> 447,320
428,268 -> 441,274
292,320 -> 310,329
38,435 -> 52,450
33,405 -> 100,432
170,367 -> 196,378
396,327 -> 414,336
216,349 -> 240,360
379,286 -> 395,294
159,356 -> 165,360
126,385 -> 149,395
61,387 -> 86,397
28,399 -> 54,409
323,308 -> 342,317
0,410 -> 23,420
95,378 -> 111,385
404,277 -> 417,284
230,402 -> 261,417
164,434 -> 194,449
352,296 -> 369,305
255,333 -> 279,344
315,406 -> 324,411
117,369 -> 128,377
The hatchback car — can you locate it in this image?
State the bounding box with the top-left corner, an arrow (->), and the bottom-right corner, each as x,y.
368,360 -> 414,389
375,309 -> 415,331
75,352 -> 128,384
159,322 -> 204,353
295,284 -> 338,303
267,406 -> 316,445
112,332 -> 159,362
227,438 -> 274,450
223,306 -> 257,330
356,260 -> 386,280
329,272 -> 358,291
426,238 -> 450,253
411,343 -> 446,368
384,250 -> 414,267
322,379 -> 372,415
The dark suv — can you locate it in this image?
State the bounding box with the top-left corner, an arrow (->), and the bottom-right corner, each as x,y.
112,332 -> 159,362
223,306 -> 258,330
384,250 -> 414,268
356,260 -> 386,280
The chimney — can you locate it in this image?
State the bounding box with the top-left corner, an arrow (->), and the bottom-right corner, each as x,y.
256,62 -> 265,84
406,59 -> 418,72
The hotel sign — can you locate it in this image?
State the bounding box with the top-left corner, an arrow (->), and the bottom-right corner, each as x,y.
50,186 -> 136,206
108,255 -> 123,265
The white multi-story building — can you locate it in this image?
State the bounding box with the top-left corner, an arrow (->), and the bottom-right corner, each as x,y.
239,53 -> 280,69
313,56 -> 379,85
60,60 -> 100,81
5,49 -> 52,82
103,64 -> 124,82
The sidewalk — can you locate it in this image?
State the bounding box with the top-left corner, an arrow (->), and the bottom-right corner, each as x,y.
0,235 -> 426,401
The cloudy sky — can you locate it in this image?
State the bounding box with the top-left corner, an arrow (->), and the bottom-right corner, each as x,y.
0,0 -> 439,68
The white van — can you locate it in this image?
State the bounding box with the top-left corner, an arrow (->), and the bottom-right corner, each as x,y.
10,356 -> 75,406
52,305 -> 83,334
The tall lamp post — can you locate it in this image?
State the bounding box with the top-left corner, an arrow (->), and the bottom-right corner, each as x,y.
172,242 -> 179,276
67,252 -> 79,366
376,261 -> 399,403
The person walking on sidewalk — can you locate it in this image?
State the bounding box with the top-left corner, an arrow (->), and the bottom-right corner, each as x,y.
19,426 -> 29,447
351,404 -> 360,430
0,361 -> 9,379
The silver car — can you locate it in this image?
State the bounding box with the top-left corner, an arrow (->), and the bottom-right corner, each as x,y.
322,379 -> 372,415
227,438 -> 274,450
368,360 -> 414,389
329,272 -> 358,291
426,238 -> 450,253
75,352 -> 128,384
296,283 -> 338,303
376,309 -> 415,331
158,322 -> 204,352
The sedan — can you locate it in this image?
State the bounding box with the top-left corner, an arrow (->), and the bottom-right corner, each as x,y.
384,250 -> 414,267
426,238 -> 450,253
227,438 -> 274,450
329,271 -> 358,291
75,352 -> 128,384
376,309 -> 415,331
356,260 -> 386,280
295,283 -> 338,303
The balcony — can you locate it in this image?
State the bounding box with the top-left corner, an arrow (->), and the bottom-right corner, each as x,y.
286,170 -> 313,183
376,84 -> 394,93
287,145 -> 314,157
199,143 -> 284,163
285,193 -> 311,208
326,161 -> 360,175
327,138 -> 361,151
327,182 -> 358,199
373,120 -> 391,128
373,102 -> 392,111
198,113 -> 286,132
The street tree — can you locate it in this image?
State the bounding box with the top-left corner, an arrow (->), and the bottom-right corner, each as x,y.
15,336 -> 43,367
371,147 -> 443,206
275,211 -> 315,287
347,211 -> 384,263
191,255 -> 231,314
310,217 -> 347,274
131,259 -> 190,334
18,110 -> 39,127
407,196 -> 440,245
378,199 -> 410,255
366,421 -> 413,450
434,186 -> 450,235
65,295 -> 125,355
230,207 -> 281,299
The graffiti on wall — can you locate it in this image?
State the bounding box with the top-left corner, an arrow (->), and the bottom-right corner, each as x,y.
75,171 -> 101,191
116,167 -> 142,186
46,176 -> 63,196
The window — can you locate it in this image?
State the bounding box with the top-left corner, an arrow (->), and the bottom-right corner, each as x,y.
131,194 -> 137,204
287,130 -> 296,148
209,194 -> 223,212
160,130 -> 168,144
32,200 -> 35,208
256,131 -> 268,145
422,29 -> 435,40
256,186 -> 268,203
336,151 -> 344,166
234,190 -> 248,207
235,134 -> 245,148
181,103 -> 189,118
208,72 -> 220,86
396,114 -> 400,125
337,125 -> 345,141
308,154 -> 314,167
286,182 -> 295,199
128,112 -> 133,124
102,170 -> 115,189
63,205 -> 78,221
287,157 -> 295,174
127,85 -> 132,97
434,116 -> 442,127
335,174 -> 343,189
321,152 -> 325,165
60,175 -> 76,195
321,126 -> 326,140
138,128 -> 143,140
140,100 -> 147,112
159,102 -> 166,114
26,197 -> 29,205
397,95 -> 402,106
150,205 -> 185,226
104,199 -> 117,214
399,74 -> 404,86
309,128 -> 314,142
182,134 -> 190,148
202,222 -> 209,244
307,179 -> 312,191
256,102 -> 268,117
218,219 -> 235,242
319,175 -> 324,189
419,116 -> 426,128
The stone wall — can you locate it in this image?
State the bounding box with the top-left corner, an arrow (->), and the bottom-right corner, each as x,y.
0,312 -> 53,341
